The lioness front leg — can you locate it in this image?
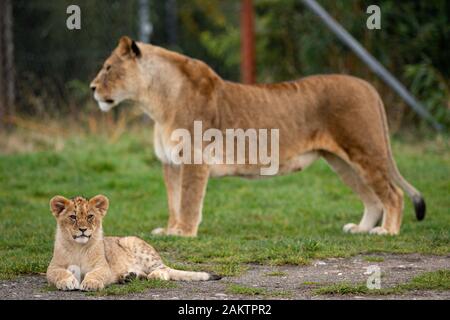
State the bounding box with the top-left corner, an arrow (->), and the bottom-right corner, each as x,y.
47,266 -> 80,291
152,164 -> 181,235
167,164 -> 209,237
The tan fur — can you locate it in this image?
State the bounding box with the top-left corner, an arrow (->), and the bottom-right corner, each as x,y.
90,36 -> 425,237
47,195 -> 219,291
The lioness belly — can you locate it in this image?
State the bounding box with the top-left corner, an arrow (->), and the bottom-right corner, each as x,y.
209,151 -> 319,178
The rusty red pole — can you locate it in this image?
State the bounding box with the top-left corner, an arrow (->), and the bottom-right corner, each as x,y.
240,0 -> 255,84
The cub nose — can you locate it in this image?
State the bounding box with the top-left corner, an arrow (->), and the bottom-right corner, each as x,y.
79,228 -> 87,233
90,85 -> 96,92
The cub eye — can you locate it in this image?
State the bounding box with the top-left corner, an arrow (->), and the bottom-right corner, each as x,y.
106,65 -> 111,71
88,214 -> 94,220
69,215 -> 76,220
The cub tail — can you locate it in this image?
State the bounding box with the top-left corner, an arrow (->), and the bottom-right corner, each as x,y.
148,267 -> 221,281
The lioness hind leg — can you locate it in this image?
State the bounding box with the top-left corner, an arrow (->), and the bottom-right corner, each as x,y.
347,157 -> 404,235
118,272 -> 138,284
147,267 -> 171,281
322,152 -> 383,234
370,183 -> 404,235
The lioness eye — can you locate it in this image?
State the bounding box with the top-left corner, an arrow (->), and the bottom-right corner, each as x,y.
106,65 -> 111,71
69,215 -> 76,220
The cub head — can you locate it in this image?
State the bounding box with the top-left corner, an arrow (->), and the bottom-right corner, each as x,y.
50,195 -> 109,244
90,36 -> 143,112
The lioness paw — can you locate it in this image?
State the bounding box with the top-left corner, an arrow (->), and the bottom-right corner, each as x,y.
151,227 -> 167,235
56,275 -> 80,291
369,226 -> 389,235
343,223 -> 361,234
152,226 -> 197,237
166,227 -> 197,237
80,278 -> 104,291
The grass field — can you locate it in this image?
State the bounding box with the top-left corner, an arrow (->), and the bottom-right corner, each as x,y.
0,128 -> 449,280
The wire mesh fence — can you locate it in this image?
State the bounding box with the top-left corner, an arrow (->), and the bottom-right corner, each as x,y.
11,0 -> 242,118
4,0 -> 449,130
13,0 -> 141,116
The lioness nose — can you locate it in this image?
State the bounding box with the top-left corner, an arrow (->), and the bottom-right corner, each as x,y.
90,85 -> 96,92
79,228 -> 87,232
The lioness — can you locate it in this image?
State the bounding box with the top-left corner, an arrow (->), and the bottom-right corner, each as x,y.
90,36 -> 426,237
47,195 -> 220,291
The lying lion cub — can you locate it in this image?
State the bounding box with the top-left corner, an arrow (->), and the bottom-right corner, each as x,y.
47,195 -> 220,291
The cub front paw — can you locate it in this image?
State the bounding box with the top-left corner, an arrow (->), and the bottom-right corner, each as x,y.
80,278 -> 104,291
56,275 -> 80,291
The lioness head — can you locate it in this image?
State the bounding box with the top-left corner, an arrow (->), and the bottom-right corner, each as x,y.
50,195 -> 109,244
90,36 -> 144,112
90,36 -> 219,116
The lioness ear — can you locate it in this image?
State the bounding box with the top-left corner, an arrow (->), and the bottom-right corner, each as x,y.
89,195 -> 109,216
50,196 -> 69,217
131,40 -> 141,58
118,36 -> 141,58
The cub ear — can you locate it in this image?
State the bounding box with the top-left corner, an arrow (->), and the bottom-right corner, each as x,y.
118,36 -> 141,58
50,196 -> 70,217
89,195 -> 109,216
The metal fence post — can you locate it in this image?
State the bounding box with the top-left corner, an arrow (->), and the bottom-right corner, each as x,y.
301,0 -> 444,131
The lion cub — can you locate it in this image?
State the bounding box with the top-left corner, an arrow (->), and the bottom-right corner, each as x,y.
47,195 -> 220,291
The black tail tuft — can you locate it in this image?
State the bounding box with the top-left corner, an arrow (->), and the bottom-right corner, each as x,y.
413,195 -> 426,221
208,273 -> 222,281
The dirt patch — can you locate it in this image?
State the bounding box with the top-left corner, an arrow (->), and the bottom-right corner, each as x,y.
1,253 -> 449,300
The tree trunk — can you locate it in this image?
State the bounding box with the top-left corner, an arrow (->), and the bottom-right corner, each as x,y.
138,0 -> 153,43
0,0 -> 15,128
240,0 -> 255,84
0,0 -> 15,127
165,0 -> 178,48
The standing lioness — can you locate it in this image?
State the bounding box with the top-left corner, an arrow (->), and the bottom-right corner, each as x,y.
90,36 -> 425,237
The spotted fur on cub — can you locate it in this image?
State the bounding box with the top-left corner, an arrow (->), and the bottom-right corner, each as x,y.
47,195 -> 220,291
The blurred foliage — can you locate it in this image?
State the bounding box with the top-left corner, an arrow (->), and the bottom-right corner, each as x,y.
11,0 -> 449,130
404,61 -> 450,127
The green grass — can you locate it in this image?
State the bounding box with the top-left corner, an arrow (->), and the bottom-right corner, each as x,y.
227,284 -> 267,296
314,270 -> 450,295
0,130 -> 449,280
227,284 -> 291,298
363,256 -> 385,263
400,269 -> 450,291
41,279 -> 177,296
264,271 -> 288,277
88,279 -> 177,296
314,283 -> 374,295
